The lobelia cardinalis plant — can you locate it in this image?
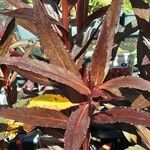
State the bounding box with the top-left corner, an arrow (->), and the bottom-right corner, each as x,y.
0,0 -> 150,149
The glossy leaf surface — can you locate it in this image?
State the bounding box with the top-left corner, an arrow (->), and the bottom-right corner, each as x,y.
90,0 -> 122,85
98,76 -> 150,93
0,19 -> 15,56
33,0 -> 79,75
0,107 -> 68,129
0,57 -> 91,95
64,104 -> 90,150
92,107 -> 150,127
3,8 -> 66,32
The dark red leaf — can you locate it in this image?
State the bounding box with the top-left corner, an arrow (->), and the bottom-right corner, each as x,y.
0,80 -> 5,87
3,8 -> 33,22
90,0 -> 122,86
130,0 -> 150,80
76,0 -> 88,35
130,0 -> 149,37
91,88 -> 124,100
0,65 -> 10,84
0,57 -> 91,95
71,18 -> 102,60
91,107 -> 150,127
3,8 -> 65,30
0,107 -> 68,129
114,21 -> 138,44
86,5 -> 109,25
33,0 -> 79,76
3,7 -> 72,51
16,18 -> 37,35
105,67 -> 132,81
42,0 -> 73,51
0,18 -> 15,56
6,0 -> 31,8
64,104 -> 90,150
98,76 -> 150,93
61,0 -> 70,31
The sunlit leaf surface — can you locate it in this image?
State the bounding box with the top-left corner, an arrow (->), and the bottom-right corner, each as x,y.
28,94 -> 78,110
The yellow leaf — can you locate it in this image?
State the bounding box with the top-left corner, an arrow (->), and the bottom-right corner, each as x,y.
5,130 -> 18,140
7,120 -> 24,131
0,118 -> 33,140
27,94 -> 78,110
122,131 -> 137,143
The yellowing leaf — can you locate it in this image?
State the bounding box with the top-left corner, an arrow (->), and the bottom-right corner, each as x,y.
5,129 -> 18,140
7,120 -> 24,131
28,94 -> 78,110
0,119 -> 23,140
6,120 -> 33,140
122,131 -> 137,143
0,118 -> 33,140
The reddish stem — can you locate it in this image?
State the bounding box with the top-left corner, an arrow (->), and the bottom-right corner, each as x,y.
62,0 -> 70,31
76,0 -> 89,35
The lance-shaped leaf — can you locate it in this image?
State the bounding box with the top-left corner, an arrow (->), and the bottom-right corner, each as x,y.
0,18 -> 15,56
6,0 -> 31,8
61,0 -> 70,31
0,107 -> 68,129
130,0 -> 149,36
64,104 -> 90,150
98,76 -> 150,93
3,8 -> 67,32
0,57 -> 91,95
130,0 -> 150,80
4,7 -> 72,51
76,0 -> 89,34
28,94 -> 78,110
114,20 -> 138,44
71,18 -> 102,60
91,107 -> 150,127
33,0 -> 79,75
3,8 -> 33,22
86,5 -> 109,25
90,0 -> 122,86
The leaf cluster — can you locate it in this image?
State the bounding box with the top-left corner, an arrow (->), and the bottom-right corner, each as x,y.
0,0 -> 149,149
